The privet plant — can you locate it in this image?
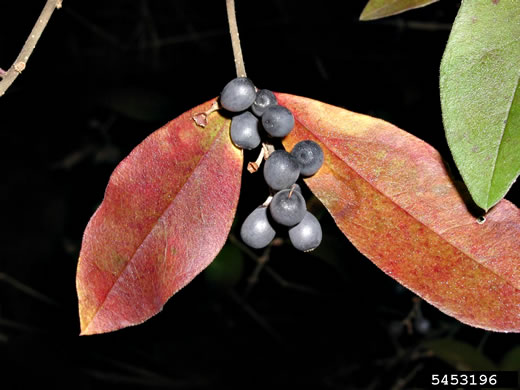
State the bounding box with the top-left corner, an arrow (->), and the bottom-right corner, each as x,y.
0,0 -> 469,339
72,0 -> 520,335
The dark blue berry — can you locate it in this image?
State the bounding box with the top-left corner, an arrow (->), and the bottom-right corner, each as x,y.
262,105 -> 294,137
252,89 -> 277,117
288,212 -> 322,252
291,140 -> 324,176
220,77 -> 256,112
263,150 -> 300,190
269,188 -> 306,226
230,111 -> 261,150
240,207 -> 276,249
414,318 -> 431,334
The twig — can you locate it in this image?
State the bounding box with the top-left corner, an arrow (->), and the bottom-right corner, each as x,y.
0,272 -> 58,306
227,289 -> 283,343
402,296 -> 421,334
229,233 -> 321,297
0,317 -> 43,333
65,7 -> 120,47
82,369 -> 199,387
228,232 -> 274,297
263,266 -> 328,296
228,232 -> 259,261
85,354 -> 203,387
391,363 -> 424,390
0,0 -> 63,97
379,19 -> 451,32
225,0 -> 246,78
243,242 -> 273,298
477,331 -> 490,352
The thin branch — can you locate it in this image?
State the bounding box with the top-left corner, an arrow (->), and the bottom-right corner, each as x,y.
0,0 -> 63,97
391,363 -> 424,390
0,317 -> 43,333
0,272 -> 58,306
228,232 -> 273,298
225,0 -> 246,78
227,289 -> 283,343
64,6 -> 120,47
244,245 -> 272,297
228,233 -> 258,261
230,233 -> 322,298
263,266 -> 328,296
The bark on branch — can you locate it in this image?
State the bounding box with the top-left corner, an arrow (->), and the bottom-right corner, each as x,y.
0,0 -> 63,97
225,0 -> 246,78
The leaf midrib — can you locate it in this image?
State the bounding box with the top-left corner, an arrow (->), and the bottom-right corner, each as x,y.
485,68 -> 520,208
293,115 -> 519,296
83,115 -> 230,332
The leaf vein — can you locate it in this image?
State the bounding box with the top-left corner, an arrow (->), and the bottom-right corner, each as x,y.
294,115 -> 519,294
485,68 -> 520,207
84,117 -> 228,332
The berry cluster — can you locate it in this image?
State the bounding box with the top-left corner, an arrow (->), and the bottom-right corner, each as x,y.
220,77 -> 324,252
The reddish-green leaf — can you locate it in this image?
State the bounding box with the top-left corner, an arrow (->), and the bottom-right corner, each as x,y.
76,99 -> 242,335
359,0 -> 439,21
279,93 -> 520,332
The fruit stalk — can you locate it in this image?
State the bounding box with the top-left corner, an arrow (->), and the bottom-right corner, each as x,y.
225,0 -> 247,78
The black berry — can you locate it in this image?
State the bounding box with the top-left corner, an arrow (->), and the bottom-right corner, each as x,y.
230,111 -> 261,150
263,150 -> 300,190
288,211 -> 322,252
240,207 -> 276,249
251,89 -> 278,117
291,140 -> 324,176
269,188 -> 306,226
262,105 -> 294,137
220,77 -> 256,112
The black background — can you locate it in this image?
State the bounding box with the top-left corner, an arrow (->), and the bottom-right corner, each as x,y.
1,1 -> 519,389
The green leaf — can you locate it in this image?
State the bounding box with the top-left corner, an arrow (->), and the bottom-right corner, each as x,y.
500,346 -> 520,371
440,1 -> 520,211
359,0 -> 439,21
423,339 -> 497,371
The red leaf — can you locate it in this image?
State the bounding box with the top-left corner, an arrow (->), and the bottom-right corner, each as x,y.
279,93 -> 520,332
76,99 -> 242,335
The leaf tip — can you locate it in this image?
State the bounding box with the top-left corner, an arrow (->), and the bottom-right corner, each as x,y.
78,314 -> 93,336
79,322 -> 94,336
359,9 -> 374,21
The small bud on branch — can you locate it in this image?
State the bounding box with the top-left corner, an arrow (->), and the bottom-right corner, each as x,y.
0,0 -> 63,97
